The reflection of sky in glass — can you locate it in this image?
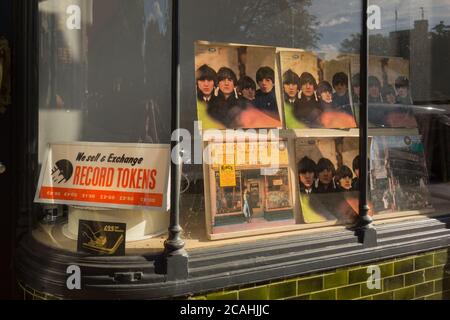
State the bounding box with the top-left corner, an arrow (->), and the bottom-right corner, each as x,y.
309,0 -> 362,53
307,0 -> 450,51
372,0 -> 450,34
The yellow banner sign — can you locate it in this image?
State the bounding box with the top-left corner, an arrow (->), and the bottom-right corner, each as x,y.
219,164 -> 236,187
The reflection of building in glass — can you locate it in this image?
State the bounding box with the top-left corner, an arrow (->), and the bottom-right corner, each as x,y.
389,18 -> 432,102
343,14 -> 450,103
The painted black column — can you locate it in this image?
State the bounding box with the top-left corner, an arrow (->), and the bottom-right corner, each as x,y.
162,0 -> 188,280
354,0 -> 377,247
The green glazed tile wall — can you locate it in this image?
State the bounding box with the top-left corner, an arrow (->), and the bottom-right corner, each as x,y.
191,248 -> 450,300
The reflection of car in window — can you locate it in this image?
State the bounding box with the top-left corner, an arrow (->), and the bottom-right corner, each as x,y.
368,103 -> 417,128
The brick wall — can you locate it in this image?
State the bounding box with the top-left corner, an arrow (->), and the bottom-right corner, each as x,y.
191,248 -> 450,300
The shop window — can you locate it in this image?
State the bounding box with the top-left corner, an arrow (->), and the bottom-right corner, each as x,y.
31,0 -> 450,256
179,0 -> 450,245
182,0 -> 366,239
35,0 -> 172,255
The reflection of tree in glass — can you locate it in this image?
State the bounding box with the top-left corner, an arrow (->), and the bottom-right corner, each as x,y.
432,21 -> 450,37
197,0 -> 321,49
340,33 -> 391,56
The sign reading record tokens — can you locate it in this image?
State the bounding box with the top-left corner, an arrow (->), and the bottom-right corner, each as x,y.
35,142 -> 170,210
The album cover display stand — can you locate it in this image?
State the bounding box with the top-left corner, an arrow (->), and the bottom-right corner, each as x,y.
201,126 -> 435,240
196,41 -> 434,241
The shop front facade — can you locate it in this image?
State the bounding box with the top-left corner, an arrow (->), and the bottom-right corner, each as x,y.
1,0 -> 450,300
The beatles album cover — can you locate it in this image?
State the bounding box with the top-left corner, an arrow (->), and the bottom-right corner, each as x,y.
320,58 -> 358,128
345,53 -> 418,128
295,137 -> 362,224
279,50 -> 357,129
195,42 -> 282,130
370,135 -> 432,214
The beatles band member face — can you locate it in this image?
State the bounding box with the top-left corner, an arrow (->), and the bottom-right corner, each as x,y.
369,85 -> 380,99
258,78 -> 274,93
385,92 -> 396,104
284,83 -> 299,99
301,82 -> 315,97
318,168 -> 333,185
219,78 -> 235,96
397,86 -> 409,98
242,87 -> 256,101
339,176 -> 352,190
353,85 -> 360,98
299,171 -> 315,188
198,79 -> 215,97
334,82 -> 348,96
320,90 -> 332,104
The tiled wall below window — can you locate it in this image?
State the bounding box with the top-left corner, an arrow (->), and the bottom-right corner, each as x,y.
190,249 -> 450,300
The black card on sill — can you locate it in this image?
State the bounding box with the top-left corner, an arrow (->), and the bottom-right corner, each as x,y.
77,219 -> 126,256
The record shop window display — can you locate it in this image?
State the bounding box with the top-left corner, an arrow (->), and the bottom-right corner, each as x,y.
35,0 -> 172,255
179,0 -> 450,245
31,0 -> 450,254
181,0 -> 368,242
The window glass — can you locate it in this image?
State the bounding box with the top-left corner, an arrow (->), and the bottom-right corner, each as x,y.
32,0 -> 450,252
368,0 -> 450,216
35,0 -> 172,254
180,0 -> 364,243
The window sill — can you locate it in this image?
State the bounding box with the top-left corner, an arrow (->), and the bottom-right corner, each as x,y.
15,214 -> 450,299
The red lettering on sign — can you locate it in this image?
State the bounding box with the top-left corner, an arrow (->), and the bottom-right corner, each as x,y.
39,186 -> 163,207
149,169 -> 157,189
73,166 -> 81,185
